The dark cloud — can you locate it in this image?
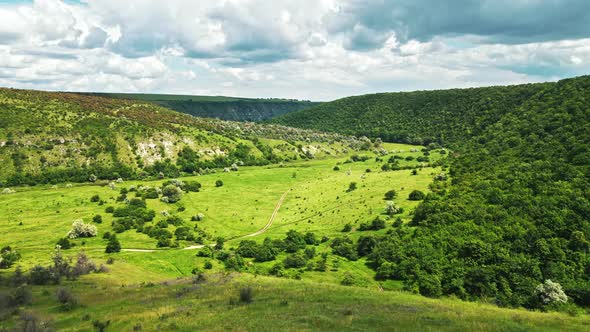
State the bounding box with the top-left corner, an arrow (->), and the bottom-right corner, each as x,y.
330,0 -> 590,50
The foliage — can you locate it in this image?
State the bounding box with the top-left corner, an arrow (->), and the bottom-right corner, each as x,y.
408,190 -> 425,201
67,220 -> 98,239
536,280 -> 568,306
105,235 -> 121,253
364,76 -> 590,308
0,246 -> 21,269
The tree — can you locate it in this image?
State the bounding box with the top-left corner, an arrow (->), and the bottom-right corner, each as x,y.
283,252 -> 307,268
408,190 -> 425,201
384,190 -> 397,200
67,220 -> 97,239
105,235 -> 121,253
347,182 -> 357,192
0,246 -> 21,269
162,184 -> 182,203
215,237 -> 225,250
92,214 -> 102,224
535,280 -> 568,306
385,201 -> 401,216
215,180 -> 224,187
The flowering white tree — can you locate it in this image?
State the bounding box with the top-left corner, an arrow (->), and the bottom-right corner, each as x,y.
535,280 -> 568,305
67,220 -> 98,239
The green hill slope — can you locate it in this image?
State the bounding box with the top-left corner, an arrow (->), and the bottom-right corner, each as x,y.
272,83 -> 550,145
277,75 -> 590,309
2,274 -> 588,331
0,88 -> 357,186
80,92 -> 319,122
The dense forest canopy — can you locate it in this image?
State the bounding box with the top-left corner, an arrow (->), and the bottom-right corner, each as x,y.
278,76 -> 590,308
272,83 -> 552,146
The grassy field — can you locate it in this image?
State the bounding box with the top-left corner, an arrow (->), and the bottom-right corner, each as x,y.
0,143 -> 440,282
5,142 -> 586,331
1,274 -> 589,331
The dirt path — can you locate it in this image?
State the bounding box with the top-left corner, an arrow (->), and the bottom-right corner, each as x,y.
123,189 -> 290,253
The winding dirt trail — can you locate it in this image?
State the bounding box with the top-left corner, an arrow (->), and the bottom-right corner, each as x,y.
123,189 -> 290,253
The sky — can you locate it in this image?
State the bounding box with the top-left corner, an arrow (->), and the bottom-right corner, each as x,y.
0,0 -> 589,101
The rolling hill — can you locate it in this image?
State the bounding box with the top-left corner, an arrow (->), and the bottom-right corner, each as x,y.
275,75 -> 590,308
272,82 -> 550,145
0,88 -> 356,186
79,92 -> 319,122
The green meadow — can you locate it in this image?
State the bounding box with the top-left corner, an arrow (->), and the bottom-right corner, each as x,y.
3,142 -> 587,331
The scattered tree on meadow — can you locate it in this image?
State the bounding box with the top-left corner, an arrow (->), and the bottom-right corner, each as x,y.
408,190 -> 425,201
105,235 -> 121,253
67,220 -> 97,239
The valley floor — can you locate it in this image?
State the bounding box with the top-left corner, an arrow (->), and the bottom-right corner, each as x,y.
2,143 -> 587,330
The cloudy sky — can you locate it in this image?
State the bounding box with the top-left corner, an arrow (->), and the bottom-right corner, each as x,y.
0,0 -> 589,100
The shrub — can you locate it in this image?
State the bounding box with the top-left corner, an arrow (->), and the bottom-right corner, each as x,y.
157,237 -> 171,247
359,217 -> 386,231
57,237 -> 73,249
204,261 -> 213,269
10,286 -> 33,306
215,180 -> 224,187
184,181 -> 202,192
215,237 -> 225,250
237,240 -> 258,258
143,187 -> 159,199
253,245 -> 276,262
0,246 -> 21,269
333,166 -> 340,171
105,235 -> 121,253
105,206 -> 114,213
341,273 -> 356,286
29,265 -> 52,285
408,190 -> 425,201
536,280 -> 568,306
341,223 -> 352,232
92,214 -> 102,224
67,220 -> 97,239
384,190 -> 397,200
56,288 -> 77,310
385,201 -> 401,216
92,320 -> 111,332
346,182 -> 357,192
283,252 -> 307,268
191,213 -> 205,221
331,237 -> 358,261
239,287 -> 253,304
162,185 -> 182,203
304,232 -> 318,245
90,195 -> 100,202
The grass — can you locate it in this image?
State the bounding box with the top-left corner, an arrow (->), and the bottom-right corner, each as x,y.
0,143 -> 444,290
6,143 -> 583,330
1,274 -> 588,331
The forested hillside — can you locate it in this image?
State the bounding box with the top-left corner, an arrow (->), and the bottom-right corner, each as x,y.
281,75 -> 590,309
81,92 -> 319,122
0,89 -> 357,186
272,83 -> 550,145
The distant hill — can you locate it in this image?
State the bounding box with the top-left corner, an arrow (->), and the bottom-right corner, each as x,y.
271,83 -> 551,146
0,88 -> 358,186
78,92 -> 320,122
